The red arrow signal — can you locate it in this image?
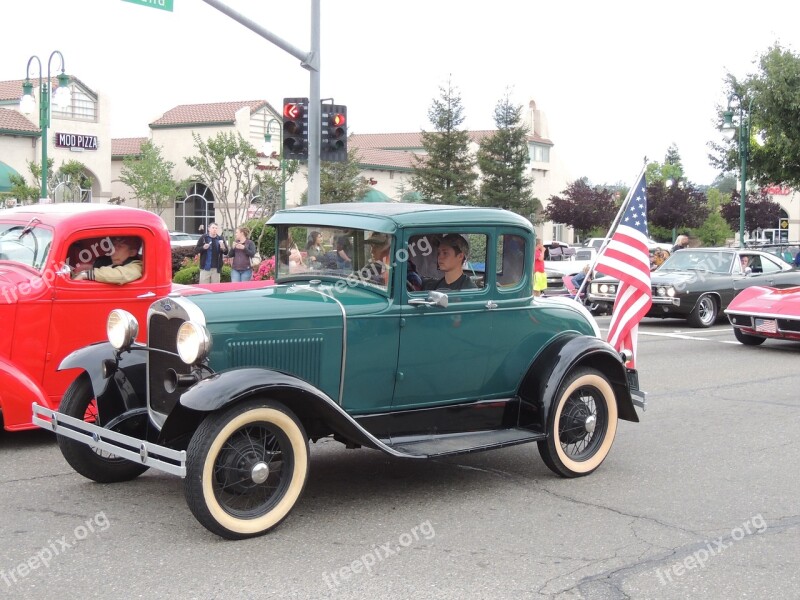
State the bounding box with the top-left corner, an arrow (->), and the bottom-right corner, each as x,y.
284,103 -> 303,119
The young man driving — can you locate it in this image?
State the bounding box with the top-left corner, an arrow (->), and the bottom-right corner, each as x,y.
423,234 -> 476,291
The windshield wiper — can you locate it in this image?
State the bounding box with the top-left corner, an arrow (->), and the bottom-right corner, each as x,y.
18,218 -> 41,239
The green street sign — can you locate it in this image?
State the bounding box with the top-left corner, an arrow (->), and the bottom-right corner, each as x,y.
122,0 -> 174,12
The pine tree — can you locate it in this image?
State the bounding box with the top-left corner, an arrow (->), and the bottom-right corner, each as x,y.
411,79 -> 477,205
476,92 -> 535,215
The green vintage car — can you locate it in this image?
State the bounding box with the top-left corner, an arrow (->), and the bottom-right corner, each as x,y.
34,203 -> 645,539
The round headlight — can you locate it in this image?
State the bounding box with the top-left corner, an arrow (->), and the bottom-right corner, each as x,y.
666,286 -> 676,297
107,309 -> 139,350
176,321 -> 211,364
599,284 -> 609,294
656,286 -> 666,296
609,285 -> 616,294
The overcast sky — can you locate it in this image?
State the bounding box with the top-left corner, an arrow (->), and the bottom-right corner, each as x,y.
4,0 -> 798,188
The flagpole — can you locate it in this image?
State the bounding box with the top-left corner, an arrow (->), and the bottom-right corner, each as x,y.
574,164 -> 648,301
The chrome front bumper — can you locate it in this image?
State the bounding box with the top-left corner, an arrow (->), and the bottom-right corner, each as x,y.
32,403 -> 186,477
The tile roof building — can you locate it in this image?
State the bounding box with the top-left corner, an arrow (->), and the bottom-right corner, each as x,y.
4,76 -> 796,242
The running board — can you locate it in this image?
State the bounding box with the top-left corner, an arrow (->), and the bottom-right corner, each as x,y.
386,427 -> 546,458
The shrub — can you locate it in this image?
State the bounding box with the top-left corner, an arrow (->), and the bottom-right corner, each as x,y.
173,264 -> 232,283
171,246 -> 196,275
253,256 -> 276,281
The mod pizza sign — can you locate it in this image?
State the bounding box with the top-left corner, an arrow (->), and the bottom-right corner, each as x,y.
54,132 -> 99,151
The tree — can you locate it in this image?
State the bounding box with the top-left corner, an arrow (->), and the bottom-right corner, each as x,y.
411,78 -> 477,205
710,44 -> 800,189
544,179 -> 618,239
119,141 -> 181,216
185,132 -> 292,237
696,212 -> 734,247
720,191 -> 783,233
300,146 -> 370,204
5,159 -> 92,204
647,181 -> 709,233
476,91 -> 535,216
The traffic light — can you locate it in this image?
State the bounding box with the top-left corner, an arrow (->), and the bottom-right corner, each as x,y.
320,104 -> 347,162
282,97 -> 309,161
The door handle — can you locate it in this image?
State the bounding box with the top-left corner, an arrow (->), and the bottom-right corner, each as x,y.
137,291 -> 156,298
486,301 -> 498,310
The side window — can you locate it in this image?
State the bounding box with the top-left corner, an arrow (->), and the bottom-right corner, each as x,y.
68,235 -> 144,284
497,234 -> 526,287
406,233 -> 485,292
760,256 -> 782,274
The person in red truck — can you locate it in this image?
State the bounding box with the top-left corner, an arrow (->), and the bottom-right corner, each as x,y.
72,236 -> 143,284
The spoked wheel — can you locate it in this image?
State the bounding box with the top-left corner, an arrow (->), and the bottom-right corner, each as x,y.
184,399 -> 309,540
538,367 -> 618,477
733,327 -> 766,346
688,294 -> 718,328
57,374 -> 149,483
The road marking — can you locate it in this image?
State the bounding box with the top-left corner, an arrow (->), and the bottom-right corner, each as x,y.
638,331 -> 713,341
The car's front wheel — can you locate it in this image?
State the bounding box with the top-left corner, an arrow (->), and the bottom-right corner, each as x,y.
538,367 -> 618,477
57,374 -> 150,483
688,294 -> 718,328
184,399 -> 309,539
733,327 -> 766,346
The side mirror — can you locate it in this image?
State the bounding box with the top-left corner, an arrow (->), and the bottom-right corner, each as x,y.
57,264 -> 72,277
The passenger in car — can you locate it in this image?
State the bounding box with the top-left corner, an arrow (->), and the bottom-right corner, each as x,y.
72,236 -> 143,284
423,234 -> 476,291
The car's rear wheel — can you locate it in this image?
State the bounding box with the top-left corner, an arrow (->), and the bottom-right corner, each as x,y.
184,399 -> 309,539
733,327 -> 766,346
538,367 -> 618,477
57,374 -> 149,483
688,294 -> 718,328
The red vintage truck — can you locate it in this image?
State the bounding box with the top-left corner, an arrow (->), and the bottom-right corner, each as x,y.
0,203 -> 269,431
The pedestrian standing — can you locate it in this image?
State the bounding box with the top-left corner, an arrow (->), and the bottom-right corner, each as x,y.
195,222 -> 228,283
533,238 -> 547,297
228,226 -> 256,282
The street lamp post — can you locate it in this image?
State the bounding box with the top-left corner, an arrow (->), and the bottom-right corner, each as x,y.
263,117 -> 286,210
20,51 -> 71,204
721,94 -> 753,248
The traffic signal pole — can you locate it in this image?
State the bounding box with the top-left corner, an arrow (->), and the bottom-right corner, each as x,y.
200,0 -> 321,205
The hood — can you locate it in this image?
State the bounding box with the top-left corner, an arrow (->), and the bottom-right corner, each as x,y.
188,281 -> 389,326
727,286 -> 800,317
650,271 -> 704,288
0,263 -> 52,304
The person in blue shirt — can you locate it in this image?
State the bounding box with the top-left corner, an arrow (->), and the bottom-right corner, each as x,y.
195,222 -> 228,283
793,250 -> 800,267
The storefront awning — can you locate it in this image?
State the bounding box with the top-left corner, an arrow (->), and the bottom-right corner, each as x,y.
0,162 -> 20,193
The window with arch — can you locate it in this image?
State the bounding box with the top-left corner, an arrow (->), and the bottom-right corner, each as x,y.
175,183 -> 215,234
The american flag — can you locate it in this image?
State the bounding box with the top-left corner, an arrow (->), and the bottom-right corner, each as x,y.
594,172 -> 652,368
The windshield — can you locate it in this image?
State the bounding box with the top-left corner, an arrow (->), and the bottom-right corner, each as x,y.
660,250 -> 734,274
275,225 -> 394,292
0,220 -> 54,271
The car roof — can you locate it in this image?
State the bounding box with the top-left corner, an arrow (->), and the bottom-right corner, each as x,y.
268,202 -> 532,233
1,203 -> 168,230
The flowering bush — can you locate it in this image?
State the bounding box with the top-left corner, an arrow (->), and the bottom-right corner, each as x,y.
253,255 -> 276,281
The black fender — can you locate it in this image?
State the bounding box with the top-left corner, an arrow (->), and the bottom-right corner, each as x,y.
158,368 -> 409,456
518,333 -> 639,433
58,342 -> 148,422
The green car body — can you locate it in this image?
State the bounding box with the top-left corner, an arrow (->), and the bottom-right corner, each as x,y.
34,203 -> 644,539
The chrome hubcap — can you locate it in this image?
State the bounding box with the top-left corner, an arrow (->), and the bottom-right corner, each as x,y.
251,461 -> 270,484
584,414 -> 596,433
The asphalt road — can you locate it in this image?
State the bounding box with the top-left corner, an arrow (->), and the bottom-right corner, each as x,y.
1,317 -> 798,600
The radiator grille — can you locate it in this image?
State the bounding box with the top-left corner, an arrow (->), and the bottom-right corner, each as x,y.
778,318 -> 800,333
227,336 -> 323,385
148,311 -> 190,416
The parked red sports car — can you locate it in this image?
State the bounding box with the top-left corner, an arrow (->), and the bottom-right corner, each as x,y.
725,285 -> 800,345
